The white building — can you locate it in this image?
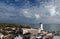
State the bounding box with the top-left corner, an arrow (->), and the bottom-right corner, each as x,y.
22,23 -> 44,34
40,23 -> 44,31
22,28 -> 41,34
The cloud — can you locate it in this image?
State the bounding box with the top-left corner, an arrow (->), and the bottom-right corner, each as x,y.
15,0 -> 20,2
0,3 -> 19,20
35,14 -> 40,19
45,5 -> 57,16
22,9 -> 32,18
0,0 -> 60,24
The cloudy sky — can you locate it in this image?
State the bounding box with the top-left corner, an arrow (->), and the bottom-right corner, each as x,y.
0,0 -> 60,24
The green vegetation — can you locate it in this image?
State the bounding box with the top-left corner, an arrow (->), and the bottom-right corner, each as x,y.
0,23 -> 31,28
0,23 -> 31,35
0,23 -> 15,26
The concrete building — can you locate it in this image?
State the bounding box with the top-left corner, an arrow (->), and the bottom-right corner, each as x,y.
22,23 -> 44,34
22,28 -> 41,34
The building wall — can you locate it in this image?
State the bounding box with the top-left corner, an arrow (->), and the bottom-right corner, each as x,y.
22,28 -> 41,34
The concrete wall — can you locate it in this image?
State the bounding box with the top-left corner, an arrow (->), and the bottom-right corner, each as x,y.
22,28 -> 41,34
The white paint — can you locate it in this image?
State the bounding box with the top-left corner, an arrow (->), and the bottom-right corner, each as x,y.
22,28 -> 41,34
41,23 -> 43,30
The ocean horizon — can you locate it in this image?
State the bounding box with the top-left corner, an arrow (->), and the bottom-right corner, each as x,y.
29,24 -> 60,31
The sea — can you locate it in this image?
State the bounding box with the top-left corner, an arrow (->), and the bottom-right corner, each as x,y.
29,24 -> 60,31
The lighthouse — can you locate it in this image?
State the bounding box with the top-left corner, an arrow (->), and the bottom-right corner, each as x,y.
40,23 -> 44,31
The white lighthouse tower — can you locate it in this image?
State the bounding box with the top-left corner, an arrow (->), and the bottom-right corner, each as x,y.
40,23 -> 44,31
